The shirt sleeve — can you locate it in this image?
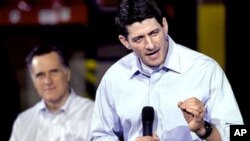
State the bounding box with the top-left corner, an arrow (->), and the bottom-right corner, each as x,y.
89,76 -> 122,141
205,61 -> 244,141
9,115 -> 21,141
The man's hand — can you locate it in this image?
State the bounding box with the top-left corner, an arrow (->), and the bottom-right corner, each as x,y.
177,97 -> 206,132
135,133 -> 159,141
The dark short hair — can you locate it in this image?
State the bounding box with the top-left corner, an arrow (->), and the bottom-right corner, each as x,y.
115,0 -> 164,37
26,43 -> 69,70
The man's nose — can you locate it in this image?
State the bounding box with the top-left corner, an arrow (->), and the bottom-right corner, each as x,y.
145,36 -> 154,49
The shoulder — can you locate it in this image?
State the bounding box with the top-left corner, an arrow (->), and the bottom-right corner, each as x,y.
13,101 -> 42,125
103,52 -> 135,78
78,96 -> 94,106
18,101 -> 42,118
175,44 -> 220,71
74,95 -> 94,110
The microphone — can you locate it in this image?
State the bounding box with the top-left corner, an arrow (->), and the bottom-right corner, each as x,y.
142,106 -> 154,136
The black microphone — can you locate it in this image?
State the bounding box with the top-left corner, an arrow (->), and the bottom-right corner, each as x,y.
142,106 -> 154,136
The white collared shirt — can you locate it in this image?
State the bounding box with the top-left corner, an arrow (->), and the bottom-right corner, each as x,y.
9,89 -> 94,141
90,36 -> 243,141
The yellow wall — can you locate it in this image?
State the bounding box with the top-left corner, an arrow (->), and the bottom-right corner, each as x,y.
197,4 -> 225,69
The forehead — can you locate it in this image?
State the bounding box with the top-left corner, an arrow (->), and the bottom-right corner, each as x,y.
126,18 -> 161,37
31,52 -> 62,70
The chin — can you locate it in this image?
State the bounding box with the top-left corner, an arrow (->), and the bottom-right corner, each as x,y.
149,61 -> 162,67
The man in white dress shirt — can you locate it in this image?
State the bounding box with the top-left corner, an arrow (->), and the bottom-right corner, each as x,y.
9,43 -> 94,141
89,0 -> 244,141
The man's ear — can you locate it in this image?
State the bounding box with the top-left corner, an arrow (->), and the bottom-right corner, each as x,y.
162,17 -> 168,35
118,35 -> 132,50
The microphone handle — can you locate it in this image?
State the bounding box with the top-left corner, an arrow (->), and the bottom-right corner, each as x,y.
143,122 -> 153,136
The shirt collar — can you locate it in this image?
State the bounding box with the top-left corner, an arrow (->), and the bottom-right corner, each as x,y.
164,36 -> 182,74
38,89 -> 76,114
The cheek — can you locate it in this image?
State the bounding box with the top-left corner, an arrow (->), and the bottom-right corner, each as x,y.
59,74 -> 70,86
33,81 -> 43,94
131,45 -> 144,54
132,48 -> 142,58
33,79 -> 41,87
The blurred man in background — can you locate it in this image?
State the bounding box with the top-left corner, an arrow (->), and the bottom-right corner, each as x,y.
9,43 -> 94,141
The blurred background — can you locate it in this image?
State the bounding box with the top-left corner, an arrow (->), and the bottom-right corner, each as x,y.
0,0 -> 248,140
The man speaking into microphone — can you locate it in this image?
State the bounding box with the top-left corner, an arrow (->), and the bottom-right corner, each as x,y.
89,0 -> 244,140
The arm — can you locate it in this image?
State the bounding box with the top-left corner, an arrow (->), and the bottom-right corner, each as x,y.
195,121 -> 221,141
178,97 -> 222,141
9,115 -> 21,141
135,133 -> 159,141
89,77 -> 122,141
178,61 -> 243,141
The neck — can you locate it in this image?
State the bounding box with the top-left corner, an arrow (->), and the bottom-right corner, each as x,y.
45,91 -> 70,112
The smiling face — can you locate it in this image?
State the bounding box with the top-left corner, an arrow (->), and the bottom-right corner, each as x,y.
119,17 -> 169,67
30,51 -> 71,110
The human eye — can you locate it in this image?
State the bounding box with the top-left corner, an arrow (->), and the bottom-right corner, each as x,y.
50,69 -> 60,75
132,36 -> 143,43
35,72 -> 45,79
150,29 -> 159,37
